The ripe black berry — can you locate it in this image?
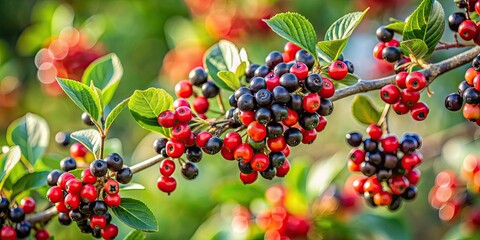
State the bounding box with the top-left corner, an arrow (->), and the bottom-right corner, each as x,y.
317,98 -> 334,116
204,136 -> 223,155
444,93 -> 463,111
249,77 -> 267,92
255,89 -> 273,106
337,53 -> 345,62
456,0 -> 468,8
92,228 -> 102,238
279,73 -> 299,92
238,161 -> 254,174
400,138 -> 417,155
105,153 -> 124,172
366,151 -> 382,165
246,64 -> 260,79
299,112 -> 319,130
360,161 -> 376,177
376,26 -> 394,42
202,81 -> 220,98
60,157 -> 77,172
235,87 -> 252,100
15,221 -> 31,238
186,147 -> 203,162
255,108 -> 272,125
237,93 -> 256,111
229,94 -> 237,107
269,152 -> 286,168
462,87 -> 480,104
404,133 -> 422,148
295,50 -> 315,70
82,112 -> 95,126
0,197 -> 9,213
265,51 -> 283,69
274,62 -> 290,76
287,93 -> 303,112
284,128 -> 303,147
69,209 -> 85,221
8,207 -> 25,222
116,167 -> 133,184
363,138 -> 378,153
79,202 -> 93,215
448,12 -> 467,32
181,162 -> 199,180
388,195 -> 402,211
254,65 -> 270,78
377,169 -> 392,182
266,122 -> 284,139
305,74 -> 323,93
346,132 -> 363,147
260,165 -> 276,180
344,60 -> 355,74
273,86 -> 291,103
189,67 -> 208,86
401,186 -> 417,200
270,103 -> 288,122
92,201 -> 108,215
473,55 -> 480,71
90,160 -> 108,177
153,138 -> 168,155
382,46 -> 401,63
48,170 -> 63,186
55,131 -> 71,146
383,153 -> 398,169
58,212 -> 72,225
458,81 -> 471,96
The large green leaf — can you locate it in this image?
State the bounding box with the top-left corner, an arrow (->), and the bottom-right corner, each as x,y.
217,71 -> 240,90
203,40 -> 245,91
56,78 -> 102,122
400,39 -> 429,59
82,53 -> 123,105
385,21 -> 406,34
105,98 -> 130,132
351,95 -> 382,125
306,153 -> 347,201
111,198 -> 158,232
352,214 -> 411,240
403,0 -> 445,57
317,9 -> 369,60
0,146 -> 21,186
263,12 -> 317,58
6,113 -> 49,165
70,129 -> 101,158
11,171 -> 49,199
128,88 -> 174,138
124,230 -> 145,240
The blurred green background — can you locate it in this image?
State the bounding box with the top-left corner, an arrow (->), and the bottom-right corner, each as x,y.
1,0 -> 479,239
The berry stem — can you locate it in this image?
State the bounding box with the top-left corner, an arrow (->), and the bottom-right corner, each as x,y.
377,104 -> 391,134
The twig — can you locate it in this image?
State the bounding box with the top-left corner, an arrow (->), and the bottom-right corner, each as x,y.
435,42 -> 475,50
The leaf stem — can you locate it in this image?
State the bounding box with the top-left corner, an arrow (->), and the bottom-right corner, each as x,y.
377,104 -> 391,134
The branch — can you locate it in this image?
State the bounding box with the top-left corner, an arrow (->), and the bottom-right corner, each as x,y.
330,47 -> 480,102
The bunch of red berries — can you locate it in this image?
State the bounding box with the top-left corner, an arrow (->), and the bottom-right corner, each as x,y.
46,153 -> 130,239
346,124 -> 422,210
448,0 -> 480,44
0,197 -> 49,240
444,56 -> 480,124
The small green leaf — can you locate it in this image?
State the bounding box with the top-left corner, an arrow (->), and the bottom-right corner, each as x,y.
56,78 -> 102,122
264,12 -> 317,58
120,183 -> 145,191
235,62 -> 247,79
105,98 -> 130,132
82,53 -> 123,105
351,95 -> 382,125
111,198 -> 158,232
124,230 -> 145,240
69,169 -> 84,179
92,84 -> 104,120
0,146 -> 21,187
400,39 -> 428,59
128,88 -> 174,138
385,21 -> 405,34
6,113 -> 49,166
70,129 -> 101,158
403,0 -> 445,57
11,171 -> 49,199
203,40 -> 244,91
318,8 -> 369,60
217,71 -> 241,90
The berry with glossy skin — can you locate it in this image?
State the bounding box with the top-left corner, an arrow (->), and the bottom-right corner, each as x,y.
265,73 -> 280,91
459,20 -> 479,41
284,128 -> 303,147
374,191 -> 393,206
346,132 -> 363,147
101,224 -> 118,240
116,167 -> 133,184
295,49 -> 315,69
90,215 -> 107,230
189,67 -> 208,86
406,72 -> 427,91
157,110 -> 176,128
47,170 -> 62,186
299,112 -> 319,130
8,207 -> 25,223
392,102 -> 409,115
246,64 -> 260,79
284,42 -> 301,59
318,78 -> 335,98
174,98 -> 190,109
463,103 -> 480,121
344,60 -> 355,74
290,62 -> 309,80
287,93 -> 303,113
64,193 -> 80,210
82,112 -> 95,126
238,110 -> 255,126
186,146 -> 203,163
328,61 -> 348,80
66,178 -> 82,194
240,171 -> 258,184
274,62 -> 289,77
283,108 -> 299,127
255,89 -> 273,106
249,77 -> 266,92
204,136 -> 223,155
271,103 -> 288,122
272,86 -> 290,103
35,229 -> 50,240
247,121 -> 267,142
193,96 -> 209,114
166,139 -> 185,158
159,159 -> 176,177
449,12 -> 467,32
175,80 -> 193,98
223,132 -> 242,152
388,176 -> 410,195
254,65 -> 270,78
249,153 -> 269,172
172,123 -> 192,140
395,72 -> 408,89
237,93 -> 256,111
301,129 -> 317,144
445,93 -> 463,111
46,186 -> 63,203
266,122 -> 284,139
57,172 -> 75,190
254,108 -> 272,125
464,87 -> 480,104
382,46 -> 401,63
380,84 -> 401,104
181,162 -> 199,180
58,212 -> 72,225
366,124 -> 382,140
104,193 -> 121,207
279,73 -> 299,92
373,42 -> 386,60
104,179 -> 120,195
410,102 -> 429,121
363,176 -> 382,194
381,135 -> 399,153
234,143 -> 254,163
90,160 -> 108,177
202,81 -> 220,98
402,186 -> 418,200
265,51 -> 283,69
305,74 -> 323,93
317,98 -> 334,116
303,93 -> 321,113
81,168 -> 97,184
195,131 -> 212,148
376,26 -> 394,42
91,201 -> 108,216
401,89 -> 420,107
276,159 -> 291,177
104,153 -> 123,173
60,157 -> 77,172
157,176 -> 176,194
175,106 -> 193,123
70,142 -> 88,158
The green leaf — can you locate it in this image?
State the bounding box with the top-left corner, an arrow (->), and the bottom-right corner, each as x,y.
91,84 -> 104,120
82,53 -> 123,105
70,129 -> 101,158
111,198 -> 158,232
306,153 -> 347,201
351,95 -> 382,125
385,21 -> 405,34
105,98 -> 130,132
403,0 -> 445,57
124,230 -> 145,240
128,88 -> 174,138
203,40 -> 244,91
235,62 -> 246,79
0,146 -> 21,186
6,113 -> 49,166
217,71 -> 240,90
400,39 -> 429,59
11,171 -> 49,199
336,73 -> 360,86
56,78 -> 102,122
120,183 -> 145,191
318,8 -> 369,60
69,169 -> 84,179
263,12 -> 317,58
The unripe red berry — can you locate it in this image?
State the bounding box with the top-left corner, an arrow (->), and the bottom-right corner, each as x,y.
373,42 -> 386,60
466,67 -> 477,85
104,179 -> 120,195
276,159 -> 291,177
407,168 -> 421,186
223,132 -> 242,152
166,139 -> 185,158
175,80 -> 193,98
284,42 -> 301,60
373,190 -> 393,206
381,135 -> 399,153
388,176 -> 410,195
265,73 -> 280,91
392,101 -> 409,115
55,201 -> 70,213
101,224 -> 119,240
328,61 -> 348,80
240,171 -> 258,184
352,177 -> 367,195
380,84 -> 401,104
459,20 -> 479,41
303,93 -> 321,113
283,108 -> 299,127
250,153 -> 270,172
405,72 -> 427,91
315,116 -> 327,132
301,129 -> 317,144
267,136 -> 287,152
64,193 -> 80,210
401,89 -> 420,107
20,197 -> 36,214
81,168 -> 97,184
410,102 -> 429,121
220,146 -> 235,160
35,229 -> 50,240
90,215 -> 107,230
57,172 -> 75,190
195,131 -> 212,148
157,176 -> 177,194
70,142 -> 88,158
395,72 -> 408,89
80,184 -> 98,203
366,124 -> 382,140
363,176 -> 382,194
171,123 -> 192,140
290,62 -> 309,80
463,103 -> 480,121
318,78 -> 335,98
239,110 -> 255,125
193,96 -> 209,114
234,143 -> 254,163
66,178 -> 83,194
349,148 -> 365,164
174,98 -> 190,109
160,159 -> 176,177
175,106 -> 193,123
247,121 -> 267,142
104,193 -> 121,207
46,186 -> 63,203
157,110 -> 176,128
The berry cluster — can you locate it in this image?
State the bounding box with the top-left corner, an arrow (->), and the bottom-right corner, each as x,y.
46,153 -> 130,239
448,0 -> 480,44
346,124 -> 422,210
0,197 -> 49,240
444,56 -> 480,124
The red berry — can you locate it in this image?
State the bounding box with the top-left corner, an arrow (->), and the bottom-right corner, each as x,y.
57,172 -> 75,190
157,176 -> 177,194
1,226 -> 17,240
301,128 -> 317,144
459,20 -> 479,41
175,106 -> 193,123
101,224 -> 119,239
282,108 -> 299,127
366,124 -> 382,140
380,84 -> 401,104
276,159 -> 290,177
405,72 -> 427,91
410,102 -> 429,121
20,197 -> 36,214
220,146 -> 235,160
373,190 -> 393,206
281,145 -> 291,157
476,1 -> 480,15
81,169 -> 97,184
104,179 -> 120,195
104,193 -> 121,207
352,177 -> 367,194
247,121 -> 267,142
234,143 -> 254,163
64,193 -> 80,209
401,154 -> 421,171
175,80 -> 193,98
55,201 -> 69,213
157,110 -> 176,128
349,148 -> 365,164
315,116 -> 327,132
224,132 -> 242,152
407,168 -> 421,186
463,103 -> 480,121
466,67 -> 477,85
239,110 -> 255,125
388,176 -> 410,195
70,142 -> 88,158
395,72 -> 408,89
473,74 -> 480,91
282,52 -> 292,63
290,62 -> 309,80
173,98 -> 190,109
318,78 -> 335,98
347,160 -> 361,172
193,96 -> 209,114
47,186 -> 63,203
195,131 -> 212,148
35,229 -> 50,240
90,215 -> 107,230
265,73 -> 280,91
385,39 -> 400,47
284,42 -> 301,60
160,159 -> 176,176
381,135 -> 399,153
185,133 -> 196,146
373,42 -> 386,60
166,139 -> 185,158
66,178 -> 83,194
240,171 -> 258,184
392,101 -> 409,115
250,153 -> 269,172
267,136 -> 287,152
363,176 -> 382,194
171,123 -> 191,140
303,93 -> 321,113
401,89 -> 420,107
80,184 -> 98,203
328,61 -> 348,80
